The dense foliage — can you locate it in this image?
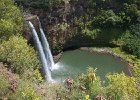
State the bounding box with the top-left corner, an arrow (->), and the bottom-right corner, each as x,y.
0,35 -> 39,75
105,73 -> 139,100
0,0 -> 23,41
123,23 -> 140,58
0,66 -> 41,100
88,0 -> 140,58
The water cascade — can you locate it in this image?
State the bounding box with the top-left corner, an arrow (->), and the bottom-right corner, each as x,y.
37,17 -> 55,70
28,21 -> 53,82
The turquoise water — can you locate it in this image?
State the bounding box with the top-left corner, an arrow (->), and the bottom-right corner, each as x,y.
52,50 -> 130,82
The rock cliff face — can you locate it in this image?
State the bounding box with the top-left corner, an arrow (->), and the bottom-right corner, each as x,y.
24,0 -> 116,54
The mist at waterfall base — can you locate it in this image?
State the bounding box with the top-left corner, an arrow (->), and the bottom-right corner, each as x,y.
51,50 -> 130,82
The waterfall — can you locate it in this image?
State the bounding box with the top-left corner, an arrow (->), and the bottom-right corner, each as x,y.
37,17 -> 55,70
28,21 -> 53,82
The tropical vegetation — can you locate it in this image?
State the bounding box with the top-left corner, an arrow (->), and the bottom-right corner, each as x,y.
0,0 -> 140,99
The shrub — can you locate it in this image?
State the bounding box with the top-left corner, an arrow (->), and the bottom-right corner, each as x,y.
0,65 -> 41,100
9,81 -> 41,100
79,67 -> 103,99
0,74 -> 41,100
0,0 -> 23,40
105,73 -> 139,100
57,67 -> 103,100
0,35 -> 39,75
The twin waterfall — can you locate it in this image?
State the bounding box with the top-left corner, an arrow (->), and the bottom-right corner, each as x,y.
37,18 -> 55,70
28,20 -> 54,82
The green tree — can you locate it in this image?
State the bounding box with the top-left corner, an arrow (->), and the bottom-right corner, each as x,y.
123,23 -> 140,58
119,3 -> 140,27
93,10 -> 121,28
